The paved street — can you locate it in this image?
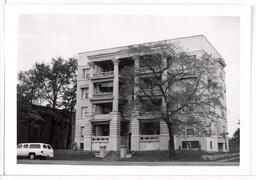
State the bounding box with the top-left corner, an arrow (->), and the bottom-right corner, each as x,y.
17,159 -> 239,166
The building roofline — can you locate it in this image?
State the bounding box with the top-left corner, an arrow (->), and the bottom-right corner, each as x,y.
78,34 -> 226,65
78,34 -> 206,55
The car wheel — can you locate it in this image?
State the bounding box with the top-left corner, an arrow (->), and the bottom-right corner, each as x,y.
29,153 -> 35,160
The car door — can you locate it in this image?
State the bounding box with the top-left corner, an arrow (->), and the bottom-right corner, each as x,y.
42,144 -> 48,157
22,144 -> 29,156
47,145 -> 54,157
17,144 -> 23,156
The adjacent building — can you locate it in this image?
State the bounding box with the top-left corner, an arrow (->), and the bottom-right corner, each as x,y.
74,35 -> 229,152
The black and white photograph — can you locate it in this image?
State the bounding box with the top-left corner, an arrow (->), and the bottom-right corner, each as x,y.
2,2 -> 253,177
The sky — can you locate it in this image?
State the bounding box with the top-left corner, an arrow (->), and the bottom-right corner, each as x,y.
18,15 -> 240,136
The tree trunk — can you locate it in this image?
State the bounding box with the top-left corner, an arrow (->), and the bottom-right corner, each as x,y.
27,120 -> 31,142
50,118 -> 55,146
66,114 -> 73,149
39,122 -> 44,142
167,122 -> 176,161
50,104 -> 56,146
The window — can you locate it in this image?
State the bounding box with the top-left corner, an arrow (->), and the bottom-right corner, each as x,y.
82,69 -> 86,79
80,143 -> 84,150
29,144 -> 41,149
23,144 -> 28,148
81,88 -> 88,99
86,73 -> 90,80
43,145 -> 47,149
47,145 -> 52,149
17,144 -> 22,148
140,99 -> 162,112
81,107 -> 88,118
80,126 -> 85,138
140,121 -> 160,135
182,141 -> 199,149
92,123 -> 109,136
210,141 -> 213,149
186,129 -> 194,135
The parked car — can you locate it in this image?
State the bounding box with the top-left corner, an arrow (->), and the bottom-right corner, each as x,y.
17,143 -> 54,160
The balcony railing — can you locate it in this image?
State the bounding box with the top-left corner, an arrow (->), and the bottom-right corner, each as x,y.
93,71 -> 114,78
140,135 -> 160,142
93,92 -> 113,98
93,114 -> 111,121
92,136 -> 109,142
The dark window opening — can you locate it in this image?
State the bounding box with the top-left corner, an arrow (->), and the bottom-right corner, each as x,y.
140,121 -> 160,135
182,141 -> 199,149
140,98 -> 162,112
95,82 -> 113,93
86,73 -> 90,80
92,123 -> 109,136
94,60 -> 114,73
186,129 -> 194,135
82,69 -> 86,79
81,88 -> 88,99
80,143 -> 84,150
95,103 -> 112,115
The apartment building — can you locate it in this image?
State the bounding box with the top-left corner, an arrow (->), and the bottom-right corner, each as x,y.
74,35 -> 228,152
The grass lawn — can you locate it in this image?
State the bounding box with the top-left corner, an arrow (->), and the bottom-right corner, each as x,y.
122,150 -> 226,162
52,149 -> 231,162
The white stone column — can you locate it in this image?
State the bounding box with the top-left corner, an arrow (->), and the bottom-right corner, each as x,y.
112,58 -> 119,112
131,111 -> 140,151
109,112 -> 121,151
130,56 -> 140,151
83,62 -> 95,150
133,56 -> 140,110
88,62 -> 95,114
159,120 -> 169,150
108,58 -> 121,151
84,114 -> 93,150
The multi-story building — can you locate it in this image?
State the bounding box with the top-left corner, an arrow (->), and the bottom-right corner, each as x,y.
74,35 -> 228,152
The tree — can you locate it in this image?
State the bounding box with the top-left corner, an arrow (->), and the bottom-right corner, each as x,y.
120,43 -> 222,161
18,57 -> 78,145
17,85 -> 44,142
232,128 -> 240,140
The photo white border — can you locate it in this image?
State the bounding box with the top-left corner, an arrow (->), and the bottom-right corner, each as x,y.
4,3 -> 251,176
0,1 -> 4,176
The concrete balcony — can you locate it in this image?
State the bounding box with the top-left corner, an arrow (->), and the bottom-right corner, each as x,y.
90,92 -> 114,102
138,112 -> 161,120
93,92 -> 113,98
93,114 -> 111,122
91,71 -> 114,80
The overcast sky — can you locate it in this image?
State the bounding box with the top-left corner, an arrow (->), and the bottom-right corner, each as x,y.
18,15 -> 240,136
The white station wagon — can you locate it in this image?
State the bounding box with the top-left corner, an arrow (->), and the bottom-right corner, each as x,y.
17,143 -> 54,160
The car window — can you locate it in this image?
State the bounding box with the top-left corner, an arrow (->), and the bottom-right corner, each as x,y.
17,144 -> 22,148
23,144 -> 28,148
47,145 -> 52,149
43,145 -> 47,149
29,144 -> 41,149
